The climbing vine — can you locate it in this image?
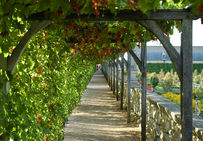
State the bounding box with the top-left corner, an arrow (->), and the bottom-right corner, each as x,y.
0,29 -> 95,140
0,0 -> 203,140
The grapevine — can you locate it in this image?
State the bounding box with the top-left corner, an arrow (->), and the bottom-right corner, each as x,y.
0,0 -> 203,140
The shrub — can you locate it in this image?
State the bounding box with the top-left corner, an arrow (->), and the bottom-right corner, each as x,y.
159,69 -> 165,80
194,75 -> 202,84
193,69 -> 198,77
162,92 -> 202,112
150,73 -> 159,89
162,72 -> 173,92
147,63 -> 203,73
136,70 -> 142,82
173,72 -> 179,82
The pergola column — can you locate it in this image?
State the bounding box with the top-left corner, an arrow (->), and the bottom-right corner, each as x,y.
181,19 -> 193,141
108,61 -> 111,86
127,52 -> 131,123
120,57 -> 124,110
141,43 -> 147,141
113,60 -> 116,94
116,60 -> 119,101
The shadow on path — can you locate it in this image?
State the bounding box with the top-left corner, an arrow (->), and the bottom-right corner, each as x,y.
64,70 -> 141,141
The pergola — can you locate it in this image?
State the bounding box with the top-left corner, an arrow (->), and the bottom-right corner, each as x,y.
0,6 -> 202,141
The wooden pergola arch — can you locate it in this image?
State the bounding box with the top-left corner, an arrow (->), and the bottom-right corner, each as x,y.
1,7 -> 202,141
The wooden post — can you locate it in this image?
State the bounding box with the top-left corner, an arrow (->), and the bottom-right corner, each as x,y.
0,54 -> 9,94
121,57 -> 124,110
108,61 -> 111,86
127,52 -> 131,123
116,60 -> 119,101
110,61 -> 112,88
181,19 -> 193,141
113,60 -> 116,94
103,62 -> 108,80
111,61 -> 113,90
141,44 -> 147,141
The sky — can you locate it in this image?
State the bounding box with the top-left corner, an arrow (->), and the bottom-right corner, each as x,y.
147,19 -> 203,46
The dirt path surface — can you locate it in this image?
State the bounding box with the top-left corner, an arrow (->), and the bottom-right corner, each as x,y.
63,70 -> 141,141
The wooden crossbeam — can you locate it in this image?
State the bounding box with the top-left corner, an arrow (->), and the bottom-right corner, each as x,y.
129,50 -> 142,71
30,9 -> 201,21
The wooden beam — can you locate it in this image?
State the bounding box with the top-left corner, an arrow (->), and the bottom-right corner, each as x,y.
127,52 -> 131,123
0,54 -> 8,93
30,9 -> 201,21
113,60 -> 116,94
120,57 -> 124,110
129,50 -> 142,71
110,61 -> 113,90
181,19 -> 193,141
7,20 -> 51,74
103,62 -> 108,80
141,44 -> 147,141
108,61 -> 111,86
137,20 -> 182,81
116,60 -> 119,101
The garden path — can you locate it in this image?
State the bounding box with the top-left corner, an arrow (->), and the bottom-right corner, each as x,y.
63,70 -> 140,141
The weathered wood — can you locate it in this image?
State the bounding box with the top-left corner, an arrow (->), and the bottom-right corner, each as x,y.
110,61 -> 113,90
181,19 -> 193,141
7,20 -> 51,74
109,62 -> 112,87
141,44 -> 147,141
127,52 -> 131,123
30,9 -> 201,21
120,55 -> 128,67
107,63 -> 109,81
101,63 -> 107,80
120,57 -> 124,110
113,60 -> 116,94
104,63 -> 108,80
116,60 -> 119,101
0,54 -> 9,94
137,20 -> 182,81
108,62 -> 111,86
129,50 -> 142,71
117,59 -> 122,67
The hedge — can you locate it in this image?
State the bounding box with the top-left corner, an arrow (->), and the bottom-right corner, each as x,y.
147,63 -> 203,73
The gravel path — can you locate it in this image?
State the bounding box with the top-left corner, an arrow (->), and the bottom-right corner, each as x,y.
63,70 -> 141,141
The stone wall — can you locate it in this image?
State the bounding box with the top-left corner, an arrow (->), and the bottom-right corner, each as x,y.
118,80 -> 203,140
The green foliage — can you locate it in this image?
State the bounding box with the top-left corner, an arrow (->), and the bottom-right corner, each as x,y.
147,63 -> 203,74
150,73 -> 159,88
193,69 -> 199,76
136,70 -> 142,81
0,0 -> 203,139
0,33 -> 95,140
147,63 -> 175,73
162,92 -> 203,113
194,75 -> 202,84
193,64 -> 203,73
162,72 -> 173,92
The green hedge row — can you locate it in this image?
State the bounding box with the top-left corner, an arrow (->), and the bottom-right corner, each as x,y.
147,63 -> 203,73
0,34 -> 96,140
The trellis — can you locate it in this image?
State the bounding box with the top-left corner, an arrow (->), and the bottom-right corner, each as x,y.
92,8 -> 198,141
0,7 -> 202,141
